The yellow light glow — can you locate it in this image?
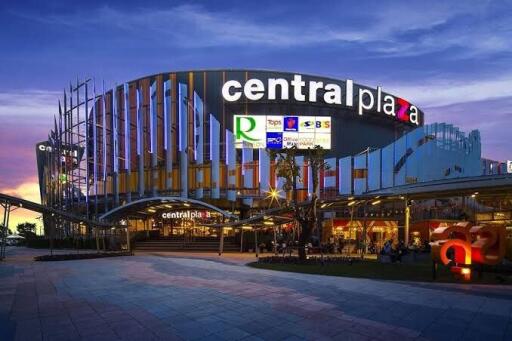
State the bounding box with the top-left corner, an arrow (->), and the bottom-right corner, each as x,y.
263,221 -> 274,226
347,201 -> 356,206
242,226 -> 252,230
265,186 -> 282,206
461,268 -> 471,275
371,200 -> 381,206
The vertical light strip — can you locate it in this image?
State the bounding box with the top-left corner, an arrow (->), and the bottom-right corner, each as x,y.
225,130 -> 229,165
163,81 -> 169,150
209,114 -> 213,161
137,84 -> 144,197
112,86 -> 120,207
164,79 -> 172,190
124,83 -> 131,202
178,83 -> 186,152
193,91 -> 204,199
92,83 -> 97,196
124,83 -> 130,171
150,81 -> 156,154
150,81 -> 158,196
178,83 -> 188,197
210,114 -> 220,199
84,83 -> 89,205
136,88 -> 141,155
102,82 -> 107,182
226,129 -> 236,202
113,87 -> 118,173
242,144 -> 253,206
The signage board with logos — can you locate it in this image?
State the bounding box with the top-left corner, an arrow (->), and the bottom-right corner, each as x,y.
507,160 -> 512,174
234,115 -> 331,149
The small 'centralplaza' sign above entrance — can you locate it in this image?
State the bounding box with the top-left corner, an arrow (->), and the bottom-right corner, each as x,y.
221,74 -> 420,126
161,211 -> 212,219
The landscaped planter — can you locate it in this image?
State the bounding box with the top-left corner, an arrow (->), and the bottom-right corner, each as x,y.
257,255 -> 357,265
34,251 -> 132,261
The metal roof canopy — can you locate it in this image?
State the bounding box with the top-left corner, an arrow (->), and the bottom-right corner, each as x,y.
364,174 -> 512,200
99,197 -> 238,222
207,175 -> 512,229
0,192 -> 111,228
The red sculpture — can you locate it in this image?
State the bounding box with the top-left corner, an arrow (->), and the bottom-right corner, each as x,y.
430,222 -> 506,280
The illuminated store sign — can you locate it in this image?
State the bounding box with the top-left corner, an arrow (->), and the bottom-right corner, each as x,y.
222,74 -> 420,125
37,143 -> 83,168
507,160 -> 512,174
161,211 -> 212,219
234,115 -> 331,149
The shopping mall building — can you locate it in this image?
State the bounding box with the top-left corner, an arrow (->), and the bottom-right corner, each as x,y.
36,69 -> 486,247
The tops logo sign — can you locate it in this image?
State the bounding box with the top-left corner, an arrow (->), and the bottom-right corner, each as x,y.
222,74 -> 420,125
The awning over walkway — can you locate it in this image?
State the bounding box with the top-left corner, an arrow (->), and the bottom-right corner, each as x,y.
99,197 -> 238,222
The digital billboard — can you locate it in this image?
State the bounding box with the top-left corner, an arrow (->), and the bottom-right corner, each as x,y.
234,115 -> 331,149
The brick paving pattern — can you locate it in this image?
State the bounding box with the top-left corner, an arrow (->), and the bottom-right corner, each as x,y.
1,247 -> 512,340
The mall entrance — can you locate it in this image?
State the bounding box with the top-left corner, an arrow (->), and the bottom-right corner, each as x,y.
155,209 -> 236,239
129,209 -> 241,252
98,197 -> 241,251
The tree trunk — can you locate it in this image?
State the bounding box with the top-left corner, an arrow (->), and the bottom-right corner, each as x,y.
298,219 -> 313,261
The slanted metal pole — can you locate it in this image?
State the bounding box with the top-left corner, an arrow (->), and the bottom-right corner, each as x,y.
218,227 -> 224,256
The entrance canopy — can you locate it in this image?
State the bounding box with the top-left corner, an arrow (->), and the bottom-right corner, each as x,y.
99,197 -> 238,222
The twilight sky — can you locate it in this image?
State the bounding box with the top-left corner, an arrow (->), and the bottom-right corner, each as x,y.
0,0 -> 511,229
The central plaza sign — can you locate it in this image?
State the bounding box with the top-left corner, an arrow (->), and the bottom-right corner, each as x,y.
222,74 -> 420,125
161,210 -> 212,219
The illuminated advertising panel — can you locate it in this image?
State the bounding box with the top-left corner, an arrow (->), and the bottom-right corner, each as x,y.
234,115 -> 331,149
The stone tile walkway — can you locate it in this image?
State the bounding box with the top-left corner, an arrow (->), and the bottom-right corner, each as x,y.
1,247 -> 512,340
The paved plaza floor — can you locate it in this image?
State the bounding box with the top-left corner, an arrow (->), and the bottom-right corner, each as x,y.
1,248 -> 512,340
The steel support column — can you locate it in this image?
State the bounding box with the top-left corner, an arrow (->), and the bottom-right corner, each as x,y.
404,200 -> 411,246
